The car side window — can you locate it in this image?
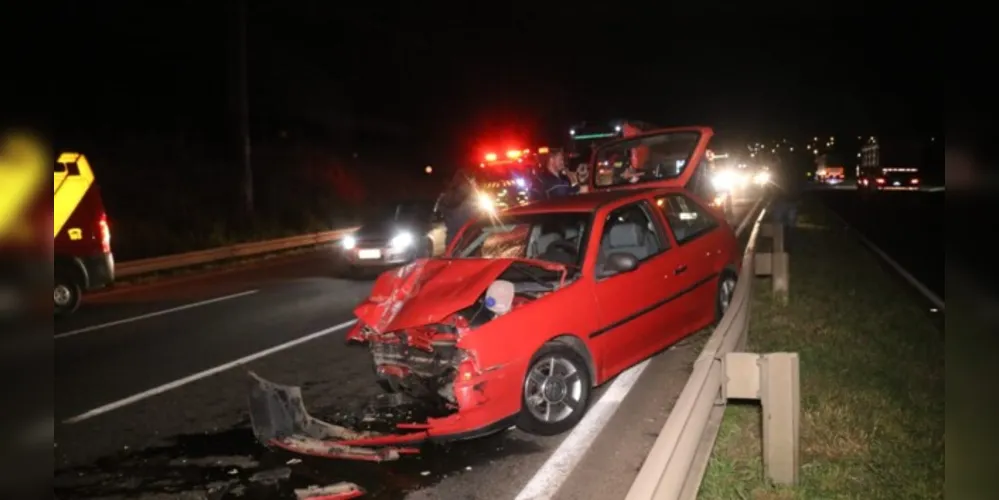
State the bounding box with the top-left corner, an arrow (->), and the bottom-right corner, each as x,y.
595,202 -> 667,275
655,194 -> 719,245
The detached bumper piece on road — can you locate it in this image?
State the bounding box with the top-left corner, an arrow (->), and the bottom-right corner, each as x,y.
248,371 -> 437,462
295,482 -> 365,500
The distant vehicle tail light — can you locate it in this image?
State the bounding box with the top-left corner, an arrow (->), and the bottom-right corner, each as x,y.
98,213 -> 111,253
911,178 -> 919,184
876,178 -> 885,184
538,147 -> 550,154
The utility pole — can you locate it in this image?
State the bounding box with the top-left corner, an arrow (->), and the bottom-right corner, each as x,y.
237,0 -> 254,214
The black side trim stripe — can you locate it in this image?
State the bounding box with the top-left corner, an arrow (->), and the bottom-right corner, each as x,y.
589,271 -> 719,339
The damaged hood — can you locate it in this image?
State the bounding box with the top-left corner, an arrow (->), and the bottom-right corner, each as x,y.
356,258 -> 565,333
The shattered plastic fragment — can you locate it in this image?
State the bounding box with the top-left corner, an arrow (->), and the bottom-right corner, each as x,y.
248,371 -> 426,461
294,482 -> 365,500
249,467 -> 291,484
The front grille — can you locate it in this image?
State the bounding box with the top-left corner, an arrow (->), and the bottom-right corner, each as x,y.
356,237 -> 388,247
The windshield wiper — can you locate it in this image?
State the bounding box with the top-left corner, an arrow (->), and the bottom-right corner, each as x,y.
508,263 -> 556,290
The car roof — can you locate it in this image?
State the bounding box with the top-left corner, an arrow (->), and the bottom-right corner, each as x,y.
502,186 -> 686,215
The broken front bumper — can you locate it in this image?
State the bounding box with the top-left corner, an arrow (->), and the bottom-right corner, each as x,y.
247,372 -> 517,461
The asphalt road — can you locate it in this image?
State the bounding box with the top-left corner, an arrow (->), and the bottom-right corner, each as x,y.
54,192 -> 763,500
808,184 -> 943,298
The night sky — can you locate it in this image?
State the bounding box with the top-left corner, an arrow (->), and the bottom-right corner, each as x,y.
12,4 -> 940,170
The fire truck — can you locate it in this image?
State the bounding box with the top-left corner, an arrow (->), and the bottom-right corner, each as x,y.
461,147 -> 553,214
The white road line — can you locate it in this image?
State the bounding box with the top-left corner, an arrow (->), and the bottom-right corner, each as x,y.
735,197 -> 765,237
55,290 -> 260,340
515,195 -> 764,500
516,359 -> 651,500
825,208 -> 944,310
63,319 -> 357,424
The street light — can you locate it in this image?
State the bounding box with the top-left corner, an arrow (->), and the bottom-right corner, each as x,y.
424,165 -> 433,174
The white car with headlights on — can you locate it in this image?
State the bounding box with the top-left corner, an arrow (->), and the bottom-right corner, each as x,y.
340,201 -> 446,275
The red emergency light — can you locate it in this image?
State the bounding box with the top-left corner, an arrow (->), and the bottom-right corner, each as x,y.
484,152 -> 498,162
506,150 -> 522,159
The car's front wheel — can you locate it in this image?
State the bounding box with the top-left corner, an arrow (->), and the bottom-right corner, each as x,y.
516,343 -> 592,436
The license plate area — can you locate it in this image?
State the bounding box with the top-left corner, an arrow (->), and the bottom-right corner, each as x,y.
358,249 -> 383,260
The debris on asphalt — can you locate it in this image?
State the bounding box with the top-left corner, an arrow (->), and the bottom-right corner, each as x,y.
286,458 -> 302,465
294,481 -> 365,499
420,470 -> 430,476
249,466 -> 291,484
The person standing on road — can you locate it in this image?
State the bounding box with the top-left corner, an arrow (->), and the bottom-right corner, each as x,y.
439,173 -> 478,248
536,151 -> 579,199
774,165 -> 803,251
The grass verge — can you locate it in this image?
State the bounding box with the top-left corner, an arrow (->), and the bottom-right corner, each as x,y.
699,198 -> 944,500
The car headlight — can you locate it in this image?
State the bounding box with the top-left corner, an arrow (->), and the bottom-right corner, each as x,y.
341,235 -> 356,250
390,231 -> 414,250
711,172 -> 733,190
477,193 -> 495,213
754,172 -> 771,185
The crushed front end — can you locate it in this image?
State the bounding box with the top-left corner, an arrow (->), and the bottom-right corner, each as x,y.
250,258 -> 565,460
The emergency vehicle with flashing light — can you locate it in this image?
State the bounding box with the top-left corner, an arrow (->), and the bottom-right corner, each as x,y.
464,147 -> 553,214
53,153 -> 115,315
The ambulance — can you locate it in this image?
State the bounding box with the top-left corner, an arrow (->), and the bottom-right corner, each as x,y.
53,153 -> 115,315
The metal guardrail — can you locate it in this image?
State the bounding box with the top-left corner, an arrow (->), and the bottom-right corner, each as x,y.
626,204 -> 801,500
115,227 -> 359,278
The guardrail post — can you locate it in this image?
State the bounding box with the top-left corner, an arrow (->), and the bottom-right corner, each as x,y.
761,352 -> 800,485
753,222 -> 789,303
723,352 -> 801,487
771,223 -> 789,304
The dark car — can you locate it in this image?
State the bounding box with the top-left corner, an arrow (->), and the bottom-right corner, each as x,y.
339,201 -> 446,273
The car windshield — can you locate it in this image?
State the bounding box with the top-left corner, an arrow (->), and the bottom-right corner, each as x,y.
359,202 -> 429,225
451,212 -> 591,269
593,131 -> 701,188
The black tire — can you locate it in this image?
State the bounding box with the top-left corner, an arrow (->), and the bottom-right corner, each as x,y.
516,343 -> 592,436
715,270 -> 738,322
54,269 -> 82,316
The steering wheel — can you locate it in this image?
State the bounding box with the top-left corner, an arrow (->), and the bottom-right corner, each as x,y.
546,239 -> 578,255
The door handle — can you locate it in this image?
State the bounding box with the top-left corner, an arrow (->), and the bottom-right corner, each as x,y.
674,264 -> 688,275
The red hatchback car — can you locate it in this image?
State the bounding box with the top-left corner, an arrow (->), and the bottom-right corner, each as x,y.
248,127 -> 741,456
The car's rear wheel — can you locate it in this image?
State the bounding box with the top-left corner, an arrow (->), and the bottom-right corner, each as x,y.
516,343 -> 592,436
54,269 -> 82,316
715,271 -> 738,322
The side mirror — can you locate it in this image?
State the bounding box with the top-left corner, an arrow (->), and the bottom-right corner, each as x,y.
604,252 -> 639,275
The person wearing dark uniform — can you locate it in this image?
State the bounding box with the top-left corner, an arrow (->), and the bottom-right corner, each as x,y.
536,152 -> 579,200
774,165 -> 803,251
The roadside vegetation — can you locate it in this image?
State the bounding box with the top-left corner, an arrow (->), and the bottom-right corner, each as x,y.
699,199 -> 944,499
